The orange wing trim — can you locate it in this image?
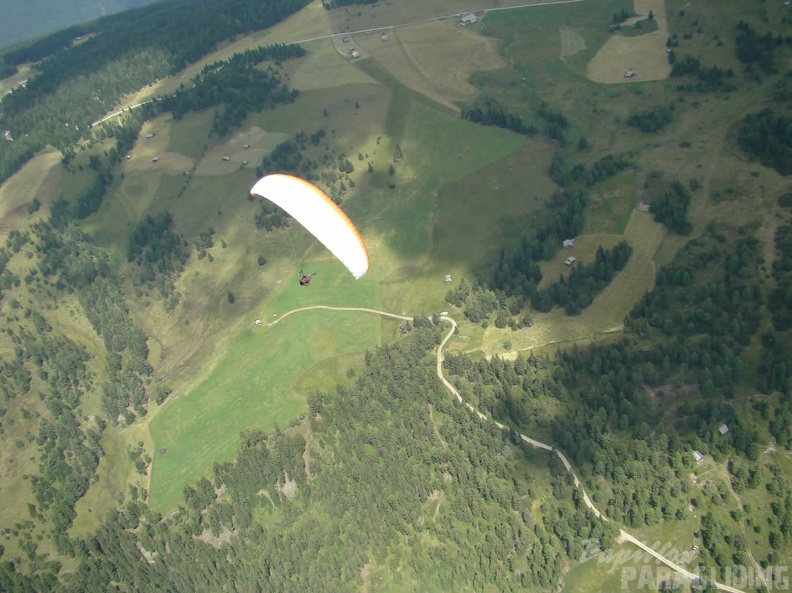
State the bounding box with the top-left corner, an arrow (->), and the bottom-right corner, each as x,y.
281,174 -> 370,271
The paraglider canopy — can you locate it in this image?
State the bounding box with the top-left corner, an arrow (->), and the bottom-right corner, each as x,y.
250,174 -> 369,280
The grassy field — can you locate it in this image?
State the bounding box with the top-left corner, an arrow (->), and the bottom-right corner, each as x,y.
0,148 -> 61,241
148,263 -> 382,510
587,0 -> 671,83
285,39 -> 379,92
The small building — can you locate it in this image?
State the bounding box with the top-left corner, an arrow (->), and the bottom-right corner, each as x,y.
624,69 -> 635,78
638,202 -> 650,212
445,274 -> 452,283
693,450 -> 705,465
159,448 -> 167,455
152,156 -> 159,162
459,13 -> 478,25
719,424 -> 730,435
350,48 -> 360,59
563,238 -> 574,248
564,256 -> 577,266
254,319 -> 263,327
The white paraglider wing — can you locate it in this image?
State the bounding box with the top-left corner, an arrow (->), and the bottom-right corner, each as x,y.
250,174 -> 369,279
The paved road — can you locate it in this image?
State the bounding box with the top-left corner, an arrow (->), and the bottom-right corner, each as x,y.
91,97 -> 161,127
289,0 -> 586,45
266,306 -> 745,592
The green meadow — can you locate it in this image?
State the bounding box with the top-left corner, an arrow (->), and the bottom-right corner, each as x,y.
148,260 -> 382,510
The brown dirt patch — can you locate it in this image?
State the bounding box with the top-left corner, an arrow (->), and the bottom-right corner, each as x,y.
198,525 -> 234,548
277,472 -> 298,500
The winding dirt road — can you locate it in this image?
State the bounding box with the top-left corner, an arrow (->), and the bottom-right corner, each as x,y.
265,306 -> 745,592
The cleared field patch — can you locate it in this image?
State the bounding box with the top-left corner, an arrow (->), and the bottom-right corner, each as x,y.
536,232 -> 626,291
477,210 -> 664,357
560,27 -> 587,58
166,109 -> 214,161
622,207 -> 666,259
587,34 -> 671,83
561,537 -> 698,593
286,39 -> 379,91
148,263 -> 381,511
124,116 -> 195,174
583,171 -> 642,234
253,0 -> 332,45
246,82 -> 391,162
357,20 -> 505,111
0,63 -> 32,96
587,0 -> 671,83
194,127 -> 289,177
0,149 -> 60,241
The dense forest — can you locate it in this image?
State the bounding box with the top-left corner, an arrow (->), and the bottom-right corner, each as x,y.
447,224 -> 792,578
461,106 -> 540,136
738,108 -> 792,176
626,105 -> 674,133
650,179 -> 693,234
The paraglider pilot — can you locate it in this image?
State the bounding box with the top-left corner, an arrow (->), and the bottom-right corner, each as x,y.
299,270 -> 315,286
